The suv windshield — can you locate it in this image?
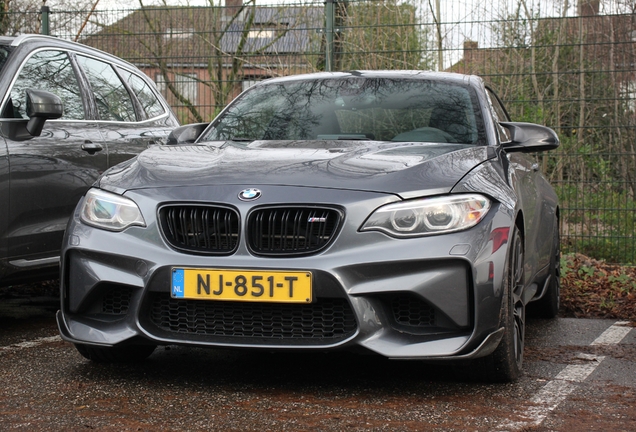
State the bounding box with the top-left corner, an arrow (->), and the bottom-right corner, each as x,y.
204,77 -> 485,145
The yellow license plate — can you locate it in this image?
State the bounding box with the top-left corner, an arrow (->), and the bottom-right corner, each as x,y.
171,268 -> 312,303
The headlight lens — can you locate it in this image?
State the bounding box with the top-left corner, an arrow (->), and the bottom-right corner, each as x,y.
361,194 -> 491,237
80,189 -> 145,231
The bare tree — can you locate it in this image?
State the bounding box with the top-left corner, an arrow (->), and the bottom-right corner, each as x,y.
86,0 -> 316,123
337,0 -> 435,71
1,0 -> 95,36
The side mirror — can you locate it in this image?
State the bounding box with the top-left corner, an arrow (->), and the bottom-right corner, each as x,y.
166,123 -> 209,145
500,122 -> 560,153
25,89 -> 64,136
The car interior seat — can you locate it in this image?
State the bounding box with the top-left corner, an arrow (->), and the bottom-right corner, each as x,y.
428,106 -> 471,143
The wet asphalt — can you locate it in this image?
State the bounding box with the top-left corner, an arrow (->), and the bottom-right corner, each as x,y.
1,284 -> 634,431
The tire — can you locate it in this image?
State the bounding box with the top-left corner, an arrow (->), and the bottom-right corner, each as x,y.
74,343 -> 156,363
478,226 -> 525,383
528,218 -> 560,318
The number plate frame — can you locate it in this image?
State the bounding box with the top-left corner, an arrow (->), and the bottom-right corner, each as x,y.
171,268 -> 312,303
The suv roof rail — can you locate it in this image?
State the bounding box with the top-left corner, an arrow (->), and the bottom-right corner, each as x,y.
8,34 -> 138,70
10,34 -> 62,47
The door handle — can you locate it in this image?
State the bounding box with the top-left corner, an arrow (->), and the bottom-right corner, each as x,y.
81,142 -> 103,155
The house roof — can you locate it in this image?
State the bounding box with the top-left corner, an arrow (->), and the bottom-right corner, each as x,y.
81,6 -> 323,65
221,6 -> 322,54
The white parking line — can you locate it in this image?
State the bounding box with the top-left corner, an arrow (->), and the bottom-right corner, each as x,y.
499,321 -> 633,431
0,335 -> 62,354
591,321 -> 632,345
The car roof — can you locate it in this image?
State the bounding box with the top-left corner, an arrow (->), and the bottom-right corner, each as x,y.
0,34 -> 138,70
257,70 -> 482,87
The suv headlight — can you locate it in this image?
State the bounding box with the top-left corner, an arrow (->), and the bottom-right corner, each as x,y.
361,194 -> 491,237
80,188 -> 146,231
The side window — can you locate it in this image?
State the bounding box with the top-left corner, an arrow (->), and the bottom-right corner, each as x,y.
7,50 -> 85,120
118,68 -> 165,119
76,55 -> 136,122
486,88 -> 512,142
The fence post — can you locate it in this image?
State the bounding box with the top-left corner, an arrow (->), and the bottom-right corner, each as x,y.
40,6 -> 50,35
324,0 -> 335,72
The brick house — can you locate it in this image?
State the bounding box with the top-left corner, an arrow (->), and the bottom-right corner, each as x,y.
82,0 -> 323,122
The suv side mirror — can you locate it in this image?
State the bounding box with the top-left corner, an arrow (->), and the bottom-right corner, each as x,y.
25,89 -> 64,136
166,123 -> 209,145
500,122 -> 560,153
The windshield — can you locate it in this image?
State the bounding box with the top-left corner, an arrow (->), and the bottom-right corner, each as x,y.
203,77 -> 485,145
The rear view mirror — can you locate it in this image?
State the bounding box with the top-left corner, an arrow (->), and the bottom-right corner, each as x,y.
500,122 -> 560,153
25,89 -> 63,136
167,123 -> 209,145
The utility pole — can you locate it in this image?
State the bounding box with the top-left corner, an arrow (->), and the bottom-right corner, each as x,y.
41,6 -> 50,35
325,0 -> 335,72
436,0 -> 443,71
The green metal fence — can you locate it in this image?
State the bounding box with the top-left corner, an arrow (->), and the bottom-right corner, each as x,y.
3,0 -> 635,264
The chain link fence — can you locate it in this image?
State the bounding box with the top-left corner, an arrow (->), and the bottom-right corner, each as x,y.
2,0 -> 635,264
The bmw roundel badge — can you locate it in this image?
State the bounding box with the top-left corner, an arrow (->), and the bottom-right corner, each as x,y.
238,188 -> 262,201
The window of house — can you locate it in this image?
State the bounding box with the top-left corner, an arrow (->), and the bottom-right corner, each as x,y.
248,29 -> 276,38
164,28 -> 195,40
7,50 -> 85,120
156,72 -> 198,105
248,22 -> 288,39
76,55 -> 137,122
242,79 -> 261,92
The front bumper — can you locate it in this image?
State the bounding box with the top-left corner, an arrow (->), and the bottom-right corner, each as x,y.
58,185 -> 514,360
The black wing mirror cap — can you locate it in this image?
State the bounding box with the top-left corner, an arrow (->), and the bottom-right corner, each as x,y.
166,123 -> 210,145
500,122 -> 560,153
25,89 -> 63,136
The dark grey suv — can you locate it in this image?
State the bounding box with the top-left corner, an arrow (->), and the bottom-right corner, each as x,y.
0,34 -> 179,285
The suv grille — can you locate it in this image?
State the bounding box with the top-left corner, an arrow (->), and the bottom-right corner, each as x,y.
159,205 -> 239,254
247,207 -> 341,256
147,293 -> 357,345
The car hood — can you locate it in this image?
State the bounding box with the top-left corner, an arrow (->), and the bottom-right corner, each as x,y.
99,141 -> 495,199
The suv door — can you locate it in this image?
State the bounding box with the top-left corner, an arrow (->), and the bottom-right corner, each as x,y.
0,49 -> 105,281
75,54 -> 176,167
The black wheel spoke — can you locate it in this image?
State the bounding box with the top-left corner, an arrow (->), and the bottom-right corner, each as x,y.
512,233 -> 525,367
514,302 -> 525,365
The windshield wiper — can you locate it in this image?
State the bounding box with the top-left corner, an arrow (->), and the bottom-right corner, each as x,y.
228,137 -> 255,142
317,134 -> 371,140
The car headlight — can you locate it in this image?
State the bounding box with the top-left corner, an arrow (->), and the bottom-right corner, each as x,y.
361,194 -> 491,237
80,188 -> 146,231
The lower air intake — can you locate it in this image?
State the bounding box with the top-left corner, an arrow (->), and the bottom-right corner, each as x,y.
147,293 -> 357,345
